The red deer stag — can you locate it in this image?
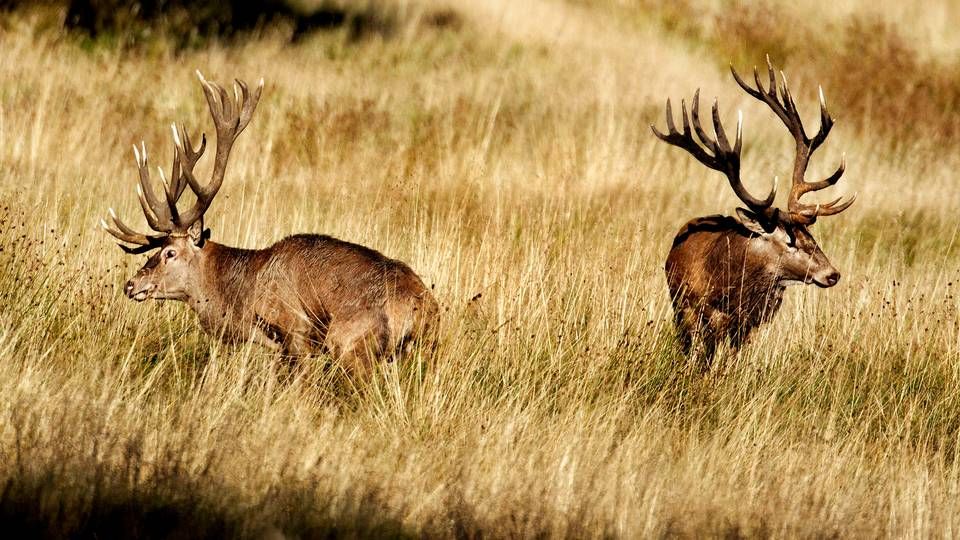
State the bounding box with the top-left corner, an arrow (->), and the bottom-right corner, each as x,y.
651,58 -> 855,360
101,73 -> 439,373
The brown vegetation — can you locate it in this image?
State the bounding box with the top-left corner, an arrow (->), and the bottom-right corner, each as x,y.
0,0 -> 959,537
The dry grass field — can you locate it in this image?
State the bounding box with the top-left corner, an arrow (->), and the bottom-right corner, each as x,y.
1,0 -> 959,537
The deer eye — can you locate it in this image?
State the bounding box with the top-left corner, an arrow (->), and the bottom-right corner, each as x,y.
164,249 -> 177,259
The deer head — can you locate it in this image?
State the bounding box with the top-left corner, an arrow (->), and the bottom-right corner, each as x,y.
102,72 -> 262,301
651,56 -> 855,288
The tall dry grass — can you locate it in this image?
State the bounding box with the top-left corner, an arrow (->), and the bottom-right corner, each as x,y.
1,1 -> 959,537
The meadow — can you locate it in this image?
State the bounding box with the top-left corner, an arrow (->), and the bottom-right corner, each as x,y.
1,0 -> 959,537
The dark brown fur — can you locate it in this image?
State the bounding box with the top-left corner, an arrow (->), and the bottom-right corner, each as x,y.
666,216 -> 780,359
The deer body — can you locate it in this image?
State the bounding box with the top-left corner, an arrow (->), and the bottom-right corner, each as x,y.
127,235 -> 437,368
666,216 -> 791,357
104,73 -> 438,372
651,58 -> 855,360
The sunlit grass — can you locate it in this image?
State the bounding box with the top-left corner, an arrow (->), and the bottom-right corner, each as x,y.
1,1 -> 959,537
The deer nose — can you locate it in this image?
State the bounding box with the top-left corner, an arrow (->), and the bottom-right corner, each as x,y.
124,280 -> 135,298
825,271 -> 840,287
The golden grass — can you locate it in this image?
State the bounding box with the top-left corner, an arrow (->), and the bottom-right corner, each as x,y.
1,1 -> 959,537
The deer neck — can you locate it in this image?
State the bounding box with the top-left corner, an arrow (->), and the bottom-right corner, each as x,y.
711,230 -> 785,297
185,241 -> 261,336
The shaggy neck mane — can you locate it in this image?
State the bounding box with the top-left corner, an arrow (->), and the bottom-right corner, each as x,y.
706,227 -> 784,313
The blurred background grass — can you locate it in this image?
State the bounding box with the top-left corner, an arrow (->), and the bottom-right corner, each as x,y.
0,0 -> 959,537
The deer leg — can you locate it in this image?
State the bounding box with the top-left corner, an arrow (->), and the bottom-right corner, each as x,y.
251,330 -> 283,352
325,314 -> 389,376
727,323 -> 753,353
692,306 -> 734,368
252,315 -> 286,352
672,308 -> 695,355
255,314 -> 319,359
281,333 -> 315,357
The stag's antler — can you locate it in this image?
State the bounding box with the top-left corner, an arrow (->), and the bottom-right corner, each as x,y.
651,89 -> 777,220
175,72 -> 263,229
730,56 -> 854,223
102,73 -> 263,253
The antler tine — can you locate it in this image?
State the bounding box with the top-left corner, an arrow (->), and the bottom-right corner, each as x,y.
809,84 -> 835,153
135,143 -> 160,217
215,83 -> 236,128
102,143 -> 175,253
680,98 -> 691,135
105,208 -> 148,241
731,59 -> 799,141
101,220 -> 149,251
689,90 -> 719,155
158,165 -> 181,224
779,71 -> 792,111
133,143 -> 174,232
813,192 -> 856,216
101,208 -> 165,253
169,125 -> 184,200
664,98 -> 677,134
817,86 -> 833,132
133,182 -> 155,227
697,95 -> 775,210
792,154 -> 845,198
180,123 -> 207,164
730,62 -> 764,101
236,78 -> 264,134
178,156 -> 204,195
650,95 -> 714,168
765,55 -> 777,99
711,98 -> 731,150
777,70 -> 809,142
789,154 -> 853,218
733,109 -> 743,155
169,123 -> 207,202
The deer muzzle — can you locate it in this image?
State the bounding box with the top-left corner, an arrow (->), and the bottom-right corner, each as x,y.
124,279 -> 154,301
811,268 -> 841,288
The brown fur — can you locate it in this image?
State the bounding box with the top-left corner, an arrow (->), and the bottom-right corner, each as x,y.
127,233 -> 439,374
665,214 -> 837,361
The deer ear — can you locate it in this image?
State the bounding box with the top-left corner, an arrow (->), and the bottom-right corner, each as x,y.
736,207 -> 770,235
187,220 -> 207,246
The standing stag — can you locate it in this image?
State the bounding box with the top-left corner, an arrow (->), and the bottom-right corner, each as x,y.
651,58 -> 855,360
102,73 -> 439,373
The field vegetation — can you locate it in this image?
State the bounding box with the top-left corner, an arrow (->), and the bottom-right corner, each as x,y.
0,0 -> 959,537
